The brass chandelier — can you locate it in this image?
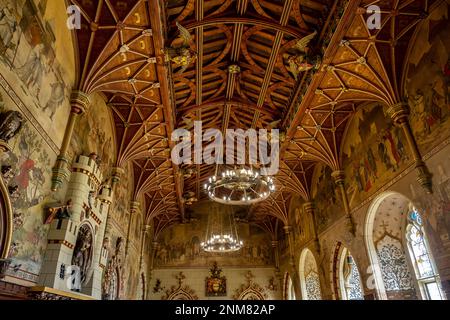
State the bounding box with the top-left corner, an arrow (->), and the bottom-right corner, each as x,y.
204,167 -> 275,205
200,207 -> 243,253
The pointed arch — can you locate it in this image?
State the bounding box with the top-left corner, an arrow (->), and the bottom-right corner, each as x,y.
299,248 -> 322,300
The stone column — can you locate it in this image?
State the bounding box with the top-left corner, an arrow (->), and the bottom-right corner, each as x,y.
284,225 -> 301,299
303,201 -> 321,254
271,240 -> 284,298
51,91 -> 90,191
125,201 -> 140,257
331,170 -> 355,235
147,240 -> 159,298
139,224 -> 151,271
386,102 -> 433,194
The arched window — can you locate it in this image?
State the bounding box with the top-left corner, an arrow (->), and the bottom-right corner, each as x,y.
342,254 -> 364,300
406,208 -> 444,300
299,249 -> 322,300
333,243 -> 364,300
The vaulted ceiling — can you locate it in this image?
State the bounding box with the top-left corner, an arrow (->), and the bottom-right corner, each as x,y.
69,0 -> 441,241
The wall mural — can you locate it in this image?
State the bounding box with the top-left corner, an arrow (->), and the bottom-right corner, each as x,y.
110,161 -> 133,232
289,195 -> 314,246
342,104 -> 409,209
311,163 -> 343,233
155,203 -> 273,268
0,0 -> 74,147
0,89 -> 55,280
406,15 -> 450,154
70,93 -> 115,176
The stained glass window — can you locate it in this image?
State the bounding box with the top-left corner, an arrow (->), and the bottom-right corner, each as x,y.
406,209 -> 444,300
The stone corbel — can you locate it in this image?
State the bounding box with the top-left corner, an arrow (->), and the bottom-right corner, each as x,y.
386,102 -> 433,194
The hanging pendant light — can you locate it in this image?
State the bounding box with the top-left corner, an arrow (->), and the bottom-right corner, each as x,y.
200,206 -> 243,253
204,166 -> 275,205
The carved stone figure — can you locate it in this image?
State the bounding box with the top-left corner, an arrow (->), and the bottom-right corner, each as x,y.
166,22 -> 197,73
284,30 -> 321,80
0,110 -> 25,142
102,237 -> 124,300
71,224 -> 94,287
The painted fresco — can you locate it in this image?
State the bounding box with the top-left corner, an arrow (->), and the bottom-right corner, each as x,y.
289,195 -> 314,246
70,93 -> 116,176
342,104 -> 409,208
155,203 -> 273,268
0,89 -> 56,280
0,0 -> 74,147
110,161 -> 133,232
406,11 -> 450,154
124,248 -> 141,300
311,163 -> 343,233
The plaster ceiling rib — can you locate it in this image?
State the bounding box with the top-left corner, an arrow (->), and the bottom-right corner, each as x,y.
195,0 -> 204,202
250,0 -> 294,129
148,0 -> 185,222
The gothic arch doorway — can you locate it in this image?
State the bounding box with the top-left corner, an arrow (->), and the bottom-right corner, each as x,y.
0,176 -> 13,259
332,242 -> 364,300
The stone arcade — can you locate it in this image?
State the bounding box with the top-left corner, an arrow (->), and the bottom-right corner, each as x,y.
0,0 -> 449,301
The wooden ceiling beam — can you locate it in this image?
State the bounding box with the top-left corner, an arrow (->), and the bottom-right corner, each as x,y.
251,0 -> 294,128
195,0 -> 205,202
148,0 -> 185,222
